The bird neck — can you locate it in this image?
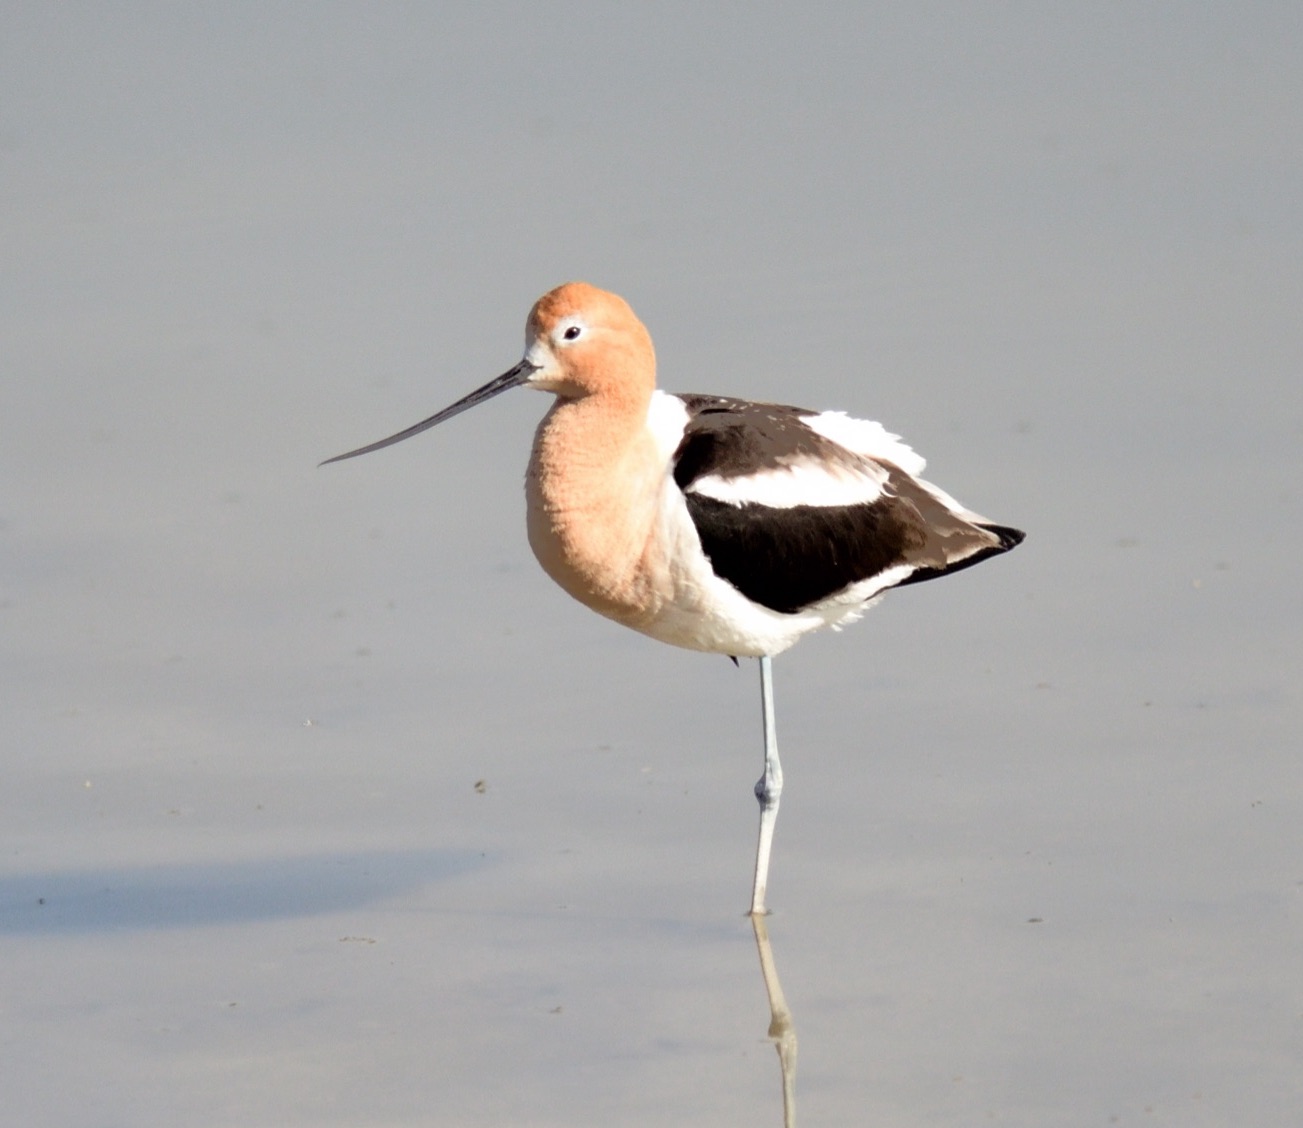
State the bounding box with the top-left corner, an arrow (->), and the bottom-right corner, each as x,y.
525,390 -> 664,624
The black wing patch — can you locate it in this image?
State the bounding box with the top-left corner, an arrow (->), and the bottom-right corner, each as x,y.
672,395 -> 853,491
684,493 -> 927,614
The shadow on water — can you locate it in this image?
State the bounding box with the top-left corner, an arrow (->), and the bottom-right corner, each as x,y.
753,913 -> 798,1127
0,848 -> 485,935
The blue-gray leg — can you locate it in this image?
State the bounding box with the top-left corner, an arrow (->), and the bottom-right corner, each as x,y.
750,654 -> 783,915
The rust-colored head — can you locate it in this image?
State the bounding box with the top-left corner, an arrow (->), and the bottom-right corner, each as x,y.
523,282 -> 657,405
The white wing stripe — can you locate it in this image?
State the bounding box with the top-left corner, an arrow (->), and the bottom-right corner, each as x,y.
688,460 -> 887,508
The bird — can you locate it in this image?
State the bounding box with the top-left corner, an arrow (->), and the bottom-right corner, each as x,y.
323,282 -> 1024,915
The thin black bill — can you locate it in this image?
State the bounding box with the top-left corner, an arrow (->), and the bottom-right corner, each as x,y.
320,359 -> 539,466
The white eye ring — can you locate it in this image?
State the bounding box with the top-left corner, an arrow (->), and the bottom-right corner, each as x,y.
558,322 -> 584,343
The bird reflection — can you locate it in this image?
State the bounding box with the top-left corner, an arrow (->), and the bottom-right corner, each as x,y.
752,914 -> 798,1126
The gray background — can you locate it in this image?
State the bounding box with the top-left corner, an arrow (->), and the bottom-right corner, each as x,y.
2,4 -> 1300,1125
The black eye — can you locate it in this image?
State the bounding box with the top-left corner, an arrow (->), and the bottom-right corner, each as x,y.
563,325 -> 582,340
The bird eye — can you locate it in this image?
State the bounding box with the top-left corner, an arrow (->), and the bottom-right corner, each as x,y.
562,325 -> 583,341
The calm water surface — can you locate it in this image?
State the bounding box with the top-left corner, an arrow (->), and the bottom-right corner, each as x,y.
3,6 -> 1300,1125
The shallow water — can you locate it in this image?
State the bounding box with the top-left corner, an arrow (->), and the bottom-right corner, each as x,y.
3,5 -> 1301,1125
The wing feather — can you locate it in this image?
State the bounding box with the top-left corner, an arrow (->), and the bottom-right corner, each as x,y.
671,394 -> 1022,614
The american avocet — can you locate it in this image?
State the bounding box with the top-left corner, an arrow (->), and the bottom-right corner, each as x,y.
324,282 -> 1024,915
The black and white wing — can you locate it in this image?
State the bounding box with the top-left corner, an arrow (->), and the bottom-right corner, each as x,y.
670,395 -> 1023,615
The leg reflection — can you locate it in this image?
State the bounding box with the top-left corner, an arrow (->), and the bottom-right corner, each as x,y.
752,913 -> 798,1127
